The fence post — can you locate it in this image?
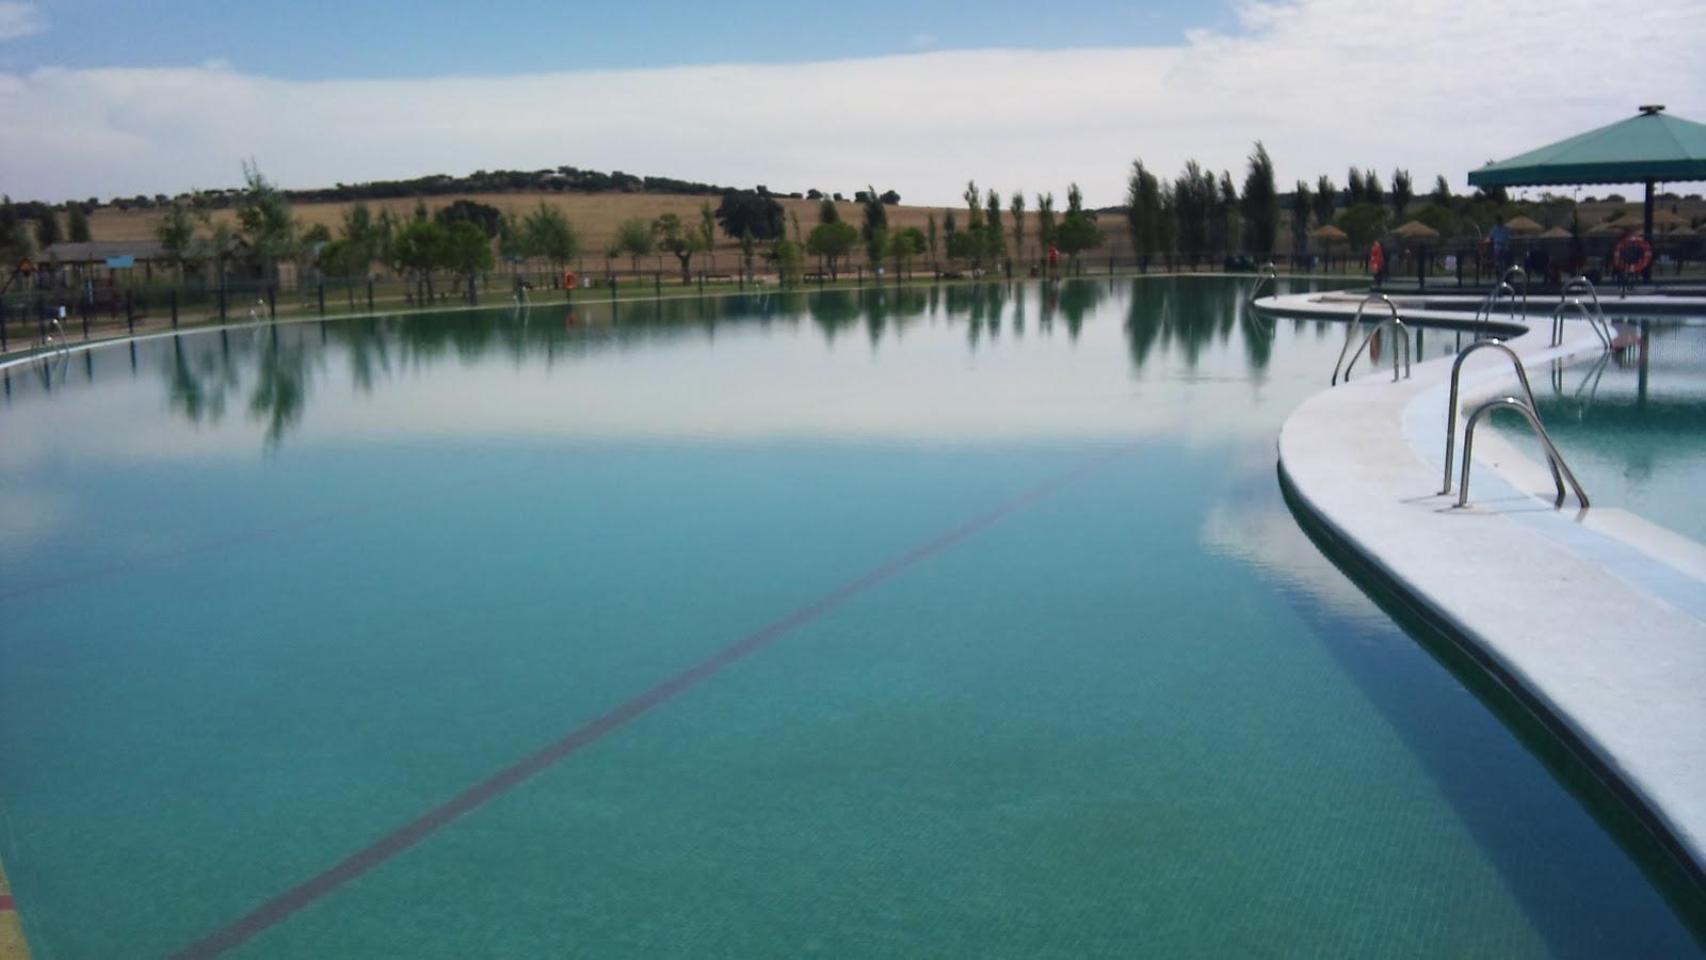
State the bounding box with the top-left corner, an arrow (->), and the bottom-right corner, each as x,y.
317,281 -> 325,315
125,290 -> 135,333
0,298 -> 7,353
267,285 -> 276,319
654,272 -> 661,298
170,288 -> 179,329
218,282 -> 227,322
366,278 -> 375,312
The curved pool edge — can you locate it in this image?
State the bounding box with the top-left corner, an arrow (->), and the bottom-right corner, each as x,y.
1268,291 -> 1706,893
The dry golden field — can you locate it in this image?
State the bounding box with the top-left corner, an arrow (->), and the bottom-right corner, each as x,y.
83,192 -> 1126,264
72,190 -> 1706,269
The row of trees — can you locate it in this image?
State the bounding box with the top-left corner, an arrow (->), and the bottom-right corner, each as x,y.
1123,144 -> 1281,266
16,145 -> 1644,297
797,180 -> 1105,280
146,165 -> 508,297
1122,143 -> 1549,265
1296,168 -> 1533,250
1,197 -> 93,261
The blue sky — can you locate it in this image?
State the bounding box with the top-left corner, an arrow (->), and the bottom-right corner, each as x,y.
2,0 -> 1703,204
2,0 -> 1230,78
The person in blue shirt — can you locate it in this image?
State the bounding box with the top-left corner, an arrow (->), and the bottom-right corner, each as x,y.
1489,220 -> 1512,269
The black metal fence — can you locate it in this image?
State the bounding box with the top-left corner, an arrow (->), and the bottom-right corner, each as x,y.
4,237 -> 1703,357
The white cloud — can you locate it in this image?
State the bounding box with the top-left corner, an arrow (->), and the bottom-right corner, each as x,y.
0,1 -> 43,41
1,0 -> 1703,205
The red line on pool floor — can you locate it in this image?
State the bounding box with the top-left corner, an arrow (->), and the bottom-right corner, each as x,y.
168,447 -> 1129,959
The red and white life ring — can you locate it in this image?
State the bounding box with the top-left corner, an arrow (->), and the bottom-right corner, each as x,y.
1613,235 -> 1653,274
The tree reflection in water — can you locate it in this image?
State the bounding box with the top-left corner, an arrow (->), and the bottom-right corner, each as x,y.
106,277 -> 1346,449
248,324 -> 316,450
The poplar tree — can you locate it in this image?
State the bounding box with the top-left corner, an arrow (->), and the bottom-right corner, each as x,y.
67,206 -> 90,243
1240,142 -> 1278,257
860,183 -> 888,265
36,210 -> 62,248
1290,180 -> 1313,257
1390,169 -> 1413,219
1314,175 -> 1337,229
1125,160 -> 1162,266
1035,192 -> 1056,252
1008,192 -> 1026,262
984,188 -> 1005,263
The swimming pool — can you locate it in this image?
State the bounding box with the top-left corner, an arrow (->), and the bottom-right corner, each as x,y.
1,278 -> 1702,958
1501,321 -> 1706,544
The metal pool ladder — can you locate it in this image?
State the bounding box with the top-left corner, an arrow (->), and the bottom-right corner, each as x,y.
1247,262 -> 1279,305
1440,339 -> 1589,509
1331,294 -> 1410,386
1552,275 -> 1614,348
33,312 -> 71,358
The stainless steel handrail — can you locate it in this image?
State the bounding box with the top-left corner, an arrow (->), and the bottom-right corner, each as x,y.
1456,397 -> 1589,509
1562,275 -> 1604,319
1562,275 -> 1618,347
1572,351 -> 1612,407
32,346 -> 69,390
1474,281 -> 1518,339
32,315 -> 70,357
1500,265 -> 1529,319
1330,294 -> 1398,385
1440,339 -> 1552,495
1551,298 -> 1611,349
1336,318 -> 1411,385
1247,263 -> 1279,305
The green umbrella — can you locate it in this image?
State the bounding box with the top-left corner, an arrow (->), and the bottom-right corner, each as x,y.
1468,105 -> 1706,242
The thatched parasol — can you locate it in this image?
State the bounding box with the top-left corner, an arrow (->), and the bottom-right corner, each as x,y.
1503,215 -> 1544,235
1310,224 -> 1349,243
1537,226 -> 1573,239
1391,220 -> 1440,240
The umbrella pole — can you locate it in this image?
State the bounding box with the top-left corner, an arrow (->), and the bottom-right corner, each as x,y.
1643,178 -> 1654,283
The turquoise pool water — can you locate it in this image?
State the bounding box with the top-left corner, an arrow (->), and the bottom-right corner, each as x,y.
1,279 -> 1702,958
1507,321 -> 1706,544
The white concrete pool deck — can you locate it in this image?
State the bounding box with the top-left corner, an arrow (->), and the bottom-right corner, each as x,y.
1267,291 -> 1706,882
